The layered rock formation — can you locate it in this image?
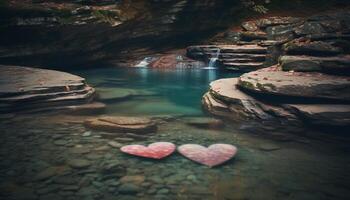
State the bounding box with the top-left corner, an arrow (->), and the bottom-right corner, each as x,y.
0,65 -> 104,113
187,45 -> 268,71
202,11 -> 350,128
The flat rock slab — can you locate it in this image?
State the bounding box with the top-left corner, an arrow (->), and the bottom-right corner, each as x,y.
238,66 -> 350,102
279,55 -> 350,73
0,65 -> 85,96
282,40 -> 343,56
84,116 -> 157,134
203,77 -> 350,127
0,65 -> 97,113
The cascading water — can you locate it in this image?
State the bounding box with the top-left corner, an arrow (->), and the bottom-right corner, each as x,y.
204,48 -> 221,69
135,57 -> 152,68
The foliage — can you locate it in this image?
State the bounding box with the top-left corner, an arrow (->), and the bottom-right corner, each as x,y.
241,0 -> 270,14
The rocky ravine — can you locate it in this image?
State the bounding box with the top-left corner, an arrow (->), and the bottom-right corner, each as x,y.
201,11 -> 350,129
0,65 -> 104,114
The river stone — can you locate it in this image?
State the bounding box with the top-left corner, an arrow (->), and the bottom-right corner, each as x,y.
84,116 -> 157,134
67,159 -> 91,169
34,167 -> 57,181
54,139 -> 68,146
118,183 -> 142,194
70,147 -> 90,154
238,66 -> 350,101
108,141 -> 123,148
184,117 -> 224,129
279,55 -> 350,73
258,144 -> 281,151
120,175 -> 145,185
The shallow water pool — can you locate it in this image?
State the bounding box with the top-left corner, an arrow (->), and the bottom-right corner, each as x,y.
72,67 -> 237,116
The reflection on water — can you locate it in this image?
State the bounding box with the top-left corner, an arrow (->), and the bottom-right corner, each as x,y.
73,67 -> 236,116
0,68 -> 349,200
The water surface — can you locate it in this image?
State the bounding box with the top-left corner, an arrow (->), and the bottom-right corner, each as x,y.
0,67 -> 349,200
73,67 -> 237,116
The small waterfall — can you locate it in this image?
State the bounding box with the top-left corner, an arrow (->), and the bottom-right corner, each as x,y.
135,57 -> 152,68
204,48 -> 221,69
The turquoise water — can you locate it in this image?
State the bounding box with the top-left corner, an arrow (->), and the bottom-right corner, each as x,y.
73,67 -> 238,116
0,67 -> 349,200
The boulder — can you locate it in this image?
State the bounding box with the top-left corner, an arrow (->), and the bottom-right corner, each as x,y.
279,55 -> 350,73
238,66 -> 350,102
84,116 -> 157,134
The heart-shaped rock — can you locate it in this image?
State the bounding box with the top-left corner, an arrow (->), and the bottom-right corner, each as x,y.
178,144 -> 237,167
120,142 -> 176,159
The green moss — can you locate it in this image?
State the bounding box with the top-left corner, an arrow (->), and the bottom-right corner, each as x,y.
256,82 -> 265,91
92,10 -> 118,25
239,80 -> 255,90
255,82 -> 277,91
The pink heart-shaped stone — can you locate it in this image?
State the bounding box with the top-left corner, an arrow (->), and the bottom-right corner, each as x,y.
120,142 -> 176,159
178,144 -> 237,167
